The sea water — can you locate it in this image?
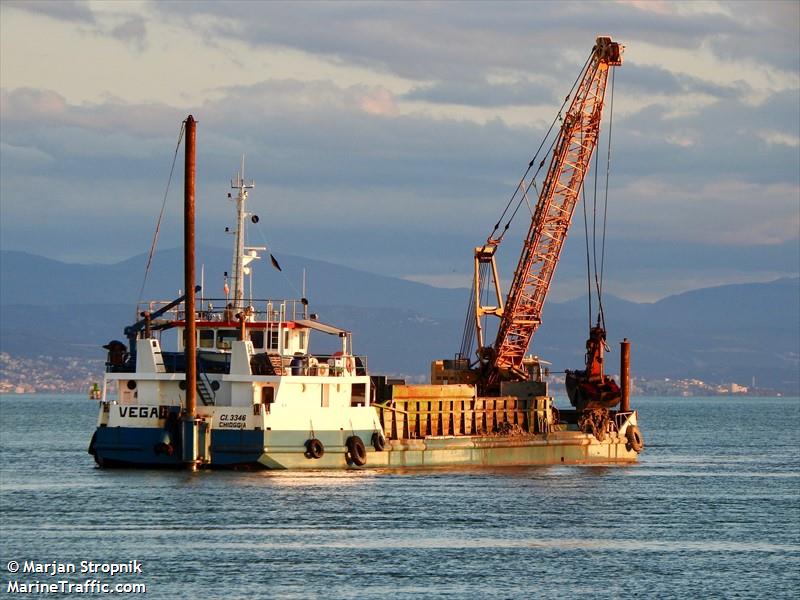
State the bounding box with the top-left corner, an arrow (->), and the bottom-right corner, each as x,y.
1,395 -> 798,599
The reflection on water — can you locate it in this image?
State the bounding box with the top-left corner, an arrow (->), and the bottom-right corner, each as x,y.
1,395 -> 799,599
255,468 -> 382,488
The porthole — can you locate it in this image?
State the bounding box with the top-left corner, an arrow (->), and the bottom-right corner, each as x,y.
211,380 -> 220,391
126,380 -> 137,390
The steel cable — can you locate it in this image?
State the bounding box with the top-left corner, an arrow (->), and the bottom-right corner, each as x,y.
487,50 -> 594,242
136,121 -> 185,311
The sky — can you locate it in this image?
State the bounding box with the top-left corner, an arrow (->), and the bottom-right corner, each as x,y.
1,0 -> 798,302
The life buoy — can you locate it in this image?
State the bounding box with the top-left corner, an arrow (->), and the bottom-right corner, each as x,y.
626,425 -> 644,453
371,432 -> 386,452
305,438 -> 325,459
346,436 -> 367,466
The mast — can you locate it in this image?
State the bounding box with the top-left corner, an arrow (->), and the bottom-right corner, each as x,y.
230,156 -> 254,311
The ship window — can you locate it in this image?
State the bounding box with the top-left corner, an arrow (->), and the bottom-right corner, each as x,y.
262,386 -> 275,404
266,330 -> 279,350
217,329 -> 238,350
283,330 -> 290,351
299,331 -> 306,350
199,329 -> 215,349
249,331 -> 264,349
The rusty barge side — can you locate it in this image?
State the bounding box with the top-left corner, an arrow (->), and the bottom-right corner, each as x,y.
365,384 -> 640,468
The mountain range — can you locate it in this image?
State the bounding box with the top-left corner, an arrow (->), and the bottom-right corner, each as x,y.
0,248 -> 797,393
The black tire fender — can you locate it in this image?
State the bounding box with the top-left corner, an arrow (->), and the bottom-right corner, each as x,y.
346,436 -> 367,466
371,432 -> 386,452
626,425 -> 644,453
305,438 -> 325,459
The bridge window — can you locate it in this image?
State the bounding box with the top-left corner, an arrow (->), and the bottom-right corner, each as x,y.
249,330 -> 264,349
216,329 -> 238,350
199,329 -> 215,349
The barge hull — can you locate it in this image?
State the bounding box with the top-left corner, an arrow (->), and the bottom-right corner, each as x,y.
91,428 -> 638,469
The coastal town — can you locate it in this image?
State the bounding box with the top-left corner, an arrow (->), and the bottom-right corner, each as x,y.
0,352 -> 784,397
0,353 -> 104,395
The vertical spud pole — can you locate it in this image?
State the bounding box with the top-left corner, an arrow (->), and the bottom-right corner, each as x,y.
183,115 -> 198,470
620,338 -> 631,413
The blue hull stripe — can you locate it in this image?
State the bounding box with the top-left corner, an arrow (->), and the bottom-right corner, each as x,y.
93,426 -> 264,467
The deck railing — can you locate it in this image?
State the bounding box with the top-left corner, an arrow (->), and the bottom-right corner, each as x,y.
138,297 -> 309,323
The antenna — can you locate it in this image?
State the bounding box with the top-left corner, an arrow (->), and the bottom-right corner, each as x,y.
230,155 -> 255,191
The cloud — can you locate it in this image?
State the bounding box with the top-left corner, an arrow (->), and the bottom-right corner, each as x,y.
358,87 -> 398,116
1,88 -> 183,138
708,1 -> 800,73
757,130 -> 800,148
3,75 -> 796,253
609,178 -> 800,245
3,0 -> 95,24
403,77 -> 555,107
0,142 -> 54,166
3,1 -> 148,55
619,63 -> 749,99
148,0 -> 770,82
110,15 -> 147,51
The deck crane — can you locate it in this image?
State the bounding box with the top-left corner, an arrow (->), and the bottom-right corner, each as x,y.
443,36 -> 624,409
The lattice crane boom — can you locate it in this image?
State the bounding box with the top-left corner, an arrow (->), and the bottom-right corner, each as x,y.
483,36 -> 622,388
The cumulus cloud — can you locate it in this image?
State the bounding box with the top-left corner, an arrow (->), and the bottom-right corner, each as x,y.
358,87 -> 398,116
3,0 -> 95,24
3,74 -> 796,245
110,15 -> 147,51
619,63 -> 749,99
1,88 -> 182,137
403,77 -> 556,107
708,1 -> 800,73
149,0 -> 768,80
610,178 -> 800,245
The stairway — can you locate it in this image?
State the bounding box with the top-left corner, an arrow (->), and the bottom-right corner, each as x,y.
196,355 -> 216,406
197,378 -> 214,406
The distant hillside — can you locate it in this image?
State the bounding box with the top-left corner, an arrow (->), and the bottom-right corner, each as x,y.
0,247 -> 465,318
535,278 -> 800,392
0,250 -> 797,393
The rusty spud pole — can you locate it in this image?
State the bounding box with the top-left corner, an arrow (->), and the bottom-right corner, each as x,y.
181,115 -> 199,471
184,115 -> 197,420
620,338 -> 631,412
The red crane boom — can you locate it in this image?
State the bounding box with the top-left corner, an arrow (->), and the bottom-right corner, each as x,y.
481,37 -> 623,389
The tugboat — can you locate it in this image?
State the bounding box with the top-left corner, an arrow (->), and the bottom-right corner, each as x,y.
89,36 -> 644,470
